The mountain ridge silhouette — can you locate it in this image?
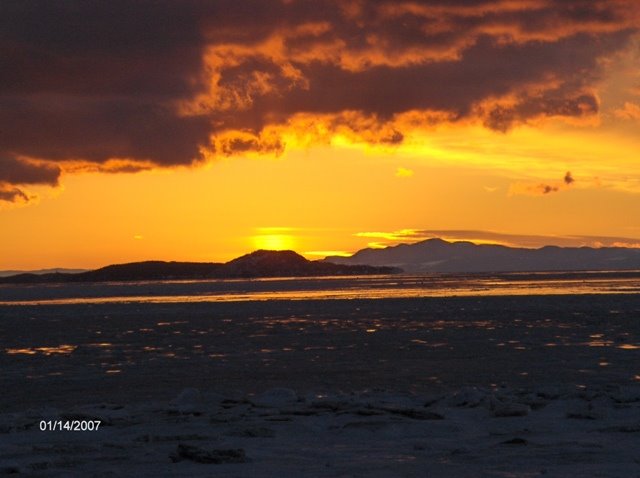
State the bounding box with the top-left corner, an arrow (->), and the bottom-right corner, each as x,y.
324,238 -> 640,273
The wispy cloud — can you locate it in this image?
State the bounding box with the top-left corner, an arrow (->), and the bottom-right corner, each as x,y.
509,171 -> 576,196
355,229 -> 424,241
256,227 -> 297,234
614,102 -> 640,120
395,167 -> 414,178
305,250 -> 351,258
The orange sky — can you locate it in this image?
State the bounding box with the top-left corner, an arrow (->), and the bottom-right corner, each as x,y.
1,1 -> 640,269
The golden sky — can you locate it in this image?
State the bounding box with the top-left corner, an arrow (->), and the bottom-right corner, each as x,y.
2,1 -> 640,269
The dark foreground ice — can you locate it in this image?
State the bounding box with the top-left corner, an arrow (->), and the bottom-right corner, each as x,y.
1,294 -> 639,476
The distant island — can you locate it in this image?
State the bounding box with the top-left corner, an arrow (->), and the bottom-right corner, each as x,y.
0,268 -> 88,278
325,238 -> 640,273
0,250 -> 400,284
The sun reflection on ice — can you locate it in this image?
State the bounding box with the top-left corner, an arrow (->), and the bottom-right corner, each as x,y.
5,344 -> 77,355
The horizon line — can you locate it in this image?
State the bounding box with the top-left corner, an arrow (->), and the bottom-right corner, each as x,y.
4,237 -> 640,273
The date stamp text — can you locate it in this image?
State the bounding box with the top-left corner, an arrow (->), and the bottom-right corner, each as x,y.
39,420 -> 101,431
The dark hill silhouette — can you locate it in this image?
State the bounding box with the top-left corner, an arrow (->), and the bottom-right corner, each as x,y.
224,250 -> 310,277
80,261 -> 223,282
0,250 -> 400,284
223,250 -> 399,278
324,238 -> 640,273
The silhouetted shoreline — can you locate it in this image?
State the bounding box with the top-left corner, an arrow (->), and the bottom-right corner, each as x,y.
0,250 -> 400,285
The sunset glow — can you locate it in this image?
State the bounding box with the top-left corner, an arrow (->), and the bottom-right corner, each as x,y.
253,233 -> 297,251
1,1 -> 640,269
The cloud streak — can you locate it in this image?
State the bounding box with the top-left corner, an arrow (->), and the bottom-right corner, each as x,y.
1,0 -> 638,201
509,171 -> 576,196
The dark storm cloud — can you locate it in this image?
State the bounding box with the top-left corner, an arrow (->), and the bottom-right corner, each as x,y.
0,1 -> 209,97
0,155 -> 59,204
1,0 -> 638,201
251,32 -> 613,121
0,155 -> 60,186
0,96 -> 210,164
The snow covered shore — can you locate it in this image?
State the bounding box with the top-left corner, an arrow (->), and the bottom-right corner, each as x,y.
2,384 -> 640,477
2,294 -> 640,476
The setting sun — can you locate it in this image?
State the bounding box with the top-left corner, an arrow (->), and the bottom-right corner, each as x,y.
252,233 -> 296,251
